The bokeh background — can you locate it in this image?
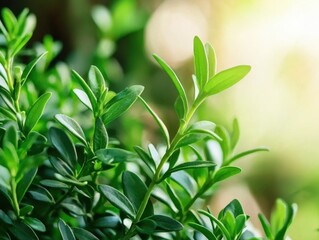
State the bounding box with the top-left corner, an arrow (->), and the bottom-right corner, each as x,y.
1,0 -> 319,238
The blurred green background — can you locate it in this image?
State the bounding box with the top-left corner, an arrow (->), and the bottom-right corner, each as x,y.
1,0 -> 318,238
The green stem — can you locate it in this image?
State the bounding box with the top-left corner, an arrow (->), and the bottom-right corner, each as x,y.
122,97 -> 204,240
11,178 -> 20,217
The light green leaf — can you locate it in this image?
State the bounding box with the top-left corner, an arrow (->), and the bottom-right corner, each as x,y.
205,43 -> 217,79
224,147 -> 269,166
153,54 -> 188,118
2,8 -> 16,33
161,161 -> 216,181
21,52 -> 47,85
24,92 -> 51,134
40,179 -> 69,189
16,168 -> 37,203
102,85 -> 144,125
23,217 -> 46,232
93,117 -> 108,151
165,182 -> 183,213
139,96 -> 170,147
73,89 -> 93,111
258,214 -> 273,239
134,146 -> 156,173
174,96 -> 185,121
213,166 -> 241,183
71,70 -> 97,111
58,219 -> 76,240
96,148 -> 136,164
55,114 -> 87,145
99,184 -> 136,218
231,118 -> 240,149
0,106 -> 17,120
205,65 -> 251,95
11,33 -> 32,57
88,65 -> 106,98
194,36 -> 208,89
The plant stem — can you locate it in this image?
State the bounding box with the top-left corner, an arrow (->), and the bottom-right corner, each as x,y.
11,178 -> 20,217
122,97 -> 204,240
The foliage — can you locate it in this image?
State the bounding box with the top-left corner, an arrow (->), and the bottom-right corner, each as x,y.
0,8 -> 296,240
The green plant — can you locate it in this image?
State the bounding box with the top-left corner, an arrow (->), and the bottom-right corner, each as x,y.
0,8 -> 296,240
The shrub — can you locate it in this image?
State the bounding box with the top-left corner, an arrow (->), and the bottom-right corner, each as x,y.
0,8 -> 296,240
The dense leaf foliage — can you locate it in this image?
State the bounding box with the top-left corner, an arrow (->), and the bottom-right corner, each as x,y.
0,8 -> 296,240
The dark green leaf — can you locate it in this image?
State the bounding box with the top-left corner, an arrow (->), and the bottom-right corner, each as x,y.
21,52 -> 47,85
72,228 -> 99,240
0,210 -> 12,225
23,217 -> 46,232
71,70 -> 97,111
24,92 -> 51,134
20,205 -> 34,216
99,185 -> 136,218
40,179 -> 69,189
139,96 -> 170,146
213,166 -> 241,183
136,219 -> 157,235
9,222 -> 39,240
49,127 -> 77,169
55,114 -> 86,145
96,148 -> 136,164
93,117 -> 108,151
93,215 -> 121,228
28,186 -> 54,203
73,89 -> 93,111
220,199 -> 244,218
134,146 -> 156,173
61,203 -> 85,216
102,85 -> 144,125
189,222 -> 217,240
58,219 -> 76,240
161,161 -> 216,181
122,171 -> 149,212
48,155 -> 74,177
165,182 -> 183,213
153,54 -> 188,118
16,168 -> 37,203
194,36 -> 208,89
148,215 -> 183,232
204,65 -> 251,95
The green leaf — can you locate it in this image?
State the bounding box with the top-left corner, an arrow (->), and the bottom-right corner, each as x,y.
0,86 -> 15,112
49,155 -> 74,177
0,209 -> 13,225
165,182 -> 183,213
194,36 -> 208,89
72,228 -> 99,240
96,148 -> 137,164
122,171 -> 148,211
136,219 -> 157,235
206,43 -> 217,79
134,146 -> 156,173
23,217 -> 46,232
231,118 -> 240,149
9,222 -> 39,240
102,85 -> 144,125
49,127 -> 77,169
16,168 -> 37,203
153,54 -> 188,118
71,70 -> 97,111
224,147 -> 269,166
99,185 -> 136,218
161,161 -> 216,181
175,133 -> 208,149
61,203 -> 85,216
21,52 -> 47,85
2,8 -> 17,32
0,106 -> 17,120
204,65 -> 251,95
258,213 -> 273,239
55,114 -> 87,145
93,117 -> 108,151
73,89 -> 93,111
174,96 -> 185,121
189,222 -> 217,240
3,124 -> 18,148
139,96 -> 170,146
28,186 -> 55,203
213,166 -> 241,183
93,215 -> 121,228
275,202 -> 297,240
0,142 -> 19,177
40,179 -> 69,189
11,33 -> 32,57
148,215 -> 183,232
220,199 -> 244,218
199,210 -> 231,240
88,65 -> 106,98
24,92 -> 51,134
58,219 -> 76,240
20,205 -> 34,216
